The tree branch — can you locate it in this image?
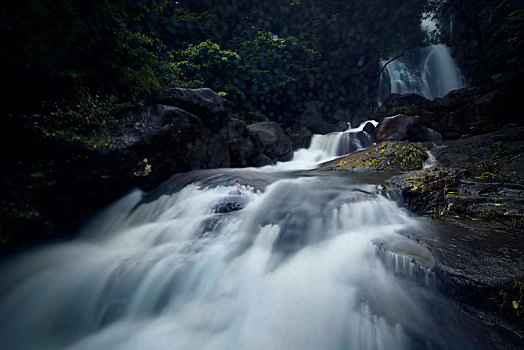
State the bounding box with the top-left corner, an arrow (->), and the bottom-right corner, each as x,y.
378,45 -> 414,76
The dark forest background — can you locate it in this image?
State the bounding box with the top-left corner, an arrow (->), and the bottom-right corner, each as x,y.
3,0 -> 523,129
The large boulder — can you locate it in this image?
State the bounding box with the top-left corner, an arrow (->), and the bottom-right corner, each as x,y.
247,122 -> 293,162
374,114 -> 421,141
320,141 -> 428,172
230,118 -> 296,166
299,101 -> 346,134
288,127 -> 313,150
375,93 -> 433,120
362,121 -> 376,135
229,117 -> 256,167
144,87 -> 225,117
374,114 -> 442,142
101,88 -> 232,198
110,90 -> 230,190
333,109 -> 352,122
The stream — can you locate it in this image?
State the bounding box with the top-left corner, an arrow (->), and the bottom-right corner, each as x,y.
0,124 -> 509,350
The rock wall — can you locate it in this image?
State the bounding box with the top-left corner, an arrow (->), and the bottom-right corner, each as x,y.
375,74 -> 523,139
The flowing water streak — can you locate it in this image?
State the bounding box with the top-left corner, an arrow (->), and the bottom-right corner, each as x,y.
273,121 -> 377,171
0,130 -> 499,350
378,44 -> 465,104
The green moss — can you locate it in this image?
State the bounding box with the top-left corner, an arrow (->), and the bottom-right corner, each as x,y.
507,217 -> 524,230
479,207 -> 495,221
490,280 -> 524,318
471,159 -> 501,174
322,141 -> 428,172
0,202 -> 41,220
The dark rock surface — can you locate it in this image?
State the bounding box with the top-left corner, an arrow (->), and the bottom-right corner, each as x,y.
320,141 -> 428,172
229,118 -> 256,167
247,122 -> 293,162
374,114 -> 442,142
401,218 -> 524,341
362,121 -> 376,135
111,101 -> 230,191
380,127 -> 524,337
0,88 -> 301,255
375,75 -> 523,139
288,127 -> 313,150
1,88 -> 233,254
298,101 -> 347,134
374,114 -> 421,141
212,195 -> 248,214
230,118 -> 296,167
144,87 -> 225,117
109,88 -> 231,190
386,128 -> 524,225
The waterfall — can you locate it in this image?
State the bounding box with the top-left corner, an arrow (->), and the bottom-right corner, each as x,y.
0,129 -> 502,350
378,45 -> 465,104
275,121 -> 377,171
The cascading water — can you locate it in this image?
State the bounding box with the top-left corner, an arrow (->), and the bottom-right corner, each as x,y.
276,121 -> 376,171
378,44 -> 465,104
0,129 -> 506,350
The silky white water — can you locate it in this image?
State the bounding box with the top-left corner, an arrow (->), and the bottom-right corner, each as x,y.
0,134 -> 499,350
378,45 -> 465,104
271,121 -> 376,171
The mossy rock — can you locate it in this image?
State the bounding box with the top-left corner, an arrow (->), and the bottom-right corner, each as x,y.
319,141 -> 428,172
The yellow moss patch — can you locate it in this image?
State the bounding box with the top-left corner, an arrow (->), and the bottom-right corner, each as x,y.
320,141 -> 428,172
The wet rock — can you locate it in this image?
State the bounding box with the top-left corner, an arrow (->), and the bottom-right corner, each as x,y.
405,220 -> 524,339
247,122 -> 293,162
375,93 -> 433,119
144,87 -> 225,117
199,214 -> 228,236
111,100 -> 230,191
374,114 -> 421,141
320,141 -> 428,172
250,153 -> 273,167
374,239 -> 436,288
379,128 -> 524,336
212,195 -> 247,214
374,114 -> 442,142
375,76 -> 523,139
299,101 -> 346,134
432,127 -> 524,180
288,127 -> 313,150
384,139 -> 524,225
229,118 -> 256,167
333,109 -> 352,122
362,121 -> 376,135
383,166 -> 468,216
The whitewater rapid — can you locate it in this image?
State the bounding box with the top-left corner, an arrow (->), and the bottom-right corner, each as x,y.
0,128 -> 501,350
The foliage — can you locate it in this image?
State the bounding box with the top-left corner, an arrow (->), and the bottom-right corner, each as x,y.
174,39 -> 241,89
425,0 -> 524,83
2,0 -> 431,124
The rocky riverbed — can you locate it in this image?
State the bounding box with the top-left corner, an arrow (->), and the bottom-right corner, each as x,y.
320,125 -> 524,339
